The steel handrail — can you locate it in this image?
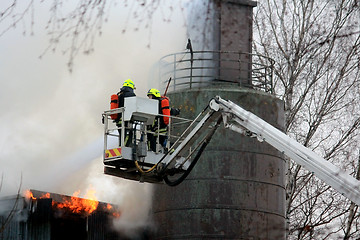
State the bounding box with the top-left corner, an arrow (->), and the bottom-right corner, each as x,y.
159,50 -> 274,94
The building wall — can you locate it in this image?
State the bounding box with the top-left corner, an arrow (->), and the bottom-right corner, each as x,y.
0,192 -> 122,240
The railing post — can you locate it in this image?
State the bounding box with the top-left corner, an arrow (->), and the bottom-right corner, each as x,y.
190,53 -> 193,89
103,113 -> 108,161
238,52 -> 242,87
121,108 -> 125,147
269,59 -> 274,94
173,54 -> 176,92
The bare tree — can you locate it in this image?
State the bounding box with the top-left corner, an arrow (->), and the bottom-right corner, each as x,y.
254,0 -> 360,239
342,151 -> 360,240
0,0 -> 179,71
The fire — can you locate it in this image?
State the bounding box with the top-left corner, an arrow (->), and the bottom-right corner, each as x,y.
24,189 -> 121,217
53,189 -> 99,215
40,192 -> 50,199
24,190 -> 36,200
112,211 -> 121,218
25,190 -> 49,200
106,203 -> 121,218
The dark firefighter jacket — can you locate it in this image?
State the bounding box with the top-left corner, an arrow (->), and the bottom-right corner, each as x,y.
116,86 -> 136,123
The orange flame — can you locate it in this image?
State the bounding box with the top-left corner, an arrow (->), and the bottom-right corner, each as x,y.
112,211 -> 121,218
24,190 -> 36,200
105,203 -> 121,218
53,189 -> 99,215
24,189 -> 121,217
40,192 -> 50,199
25,190 -> 51,200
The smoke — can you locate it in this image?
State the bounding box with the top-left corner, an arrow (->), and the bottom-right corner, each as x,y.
0,0 -> 187,235
185,0 -> 217,51
86,160 -> 155,238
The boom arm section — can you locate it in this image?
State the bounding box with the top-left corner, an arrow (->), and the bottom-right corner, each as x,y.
209,96 -> 360,205
102,96 -> 360,205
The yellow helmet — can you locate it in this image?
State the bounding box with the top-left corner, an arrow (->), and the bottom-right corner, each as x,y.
123,79 -> 136,89
147,88 -> 161,98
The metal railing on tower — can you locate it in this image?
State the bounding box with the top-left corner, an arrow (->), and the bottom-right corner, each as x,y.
159,51 -> 274,94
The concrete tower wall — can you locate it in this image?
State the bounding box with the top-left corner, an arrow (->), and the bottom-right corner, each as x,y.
219,1 -> 256,85
152,1 -> 286,239
187,0 -> 257,86
152,88 -> 286,239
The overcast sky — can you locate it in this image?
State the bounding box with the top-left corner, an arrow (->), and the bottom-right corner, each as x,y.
0,1 -> 192,232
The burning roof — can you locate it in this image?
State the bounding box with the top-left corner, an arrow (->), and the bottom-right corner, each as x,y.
25,189 -> 119,217
1,189 -> 123,240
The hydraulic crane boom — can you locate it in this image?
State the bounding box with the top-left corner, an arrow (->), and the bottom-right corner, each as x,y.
208,96 -> 360,205
102,96 -> 360,204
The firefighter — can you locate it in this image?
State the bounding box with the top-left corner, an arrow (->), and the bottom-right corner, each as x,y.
116,79 -> 136,146
147,88 -> 170,152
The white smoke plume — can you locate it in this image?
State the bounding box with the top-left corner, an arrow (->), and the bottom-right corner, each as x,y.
0,0 -> 188,235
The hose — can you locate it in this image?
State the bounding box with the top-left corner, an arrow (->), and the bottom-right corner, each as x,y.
163,116 -> 222,186
134,160 -> 157,174
163,139 -> 209,187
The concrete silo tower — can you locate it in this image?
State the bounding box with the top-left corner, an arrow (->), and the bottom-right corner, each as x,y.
152,1 -> 286,239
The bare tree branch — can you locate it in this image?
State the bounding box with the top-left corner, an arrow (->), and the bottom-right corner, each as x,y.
254,0 -> 360,239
